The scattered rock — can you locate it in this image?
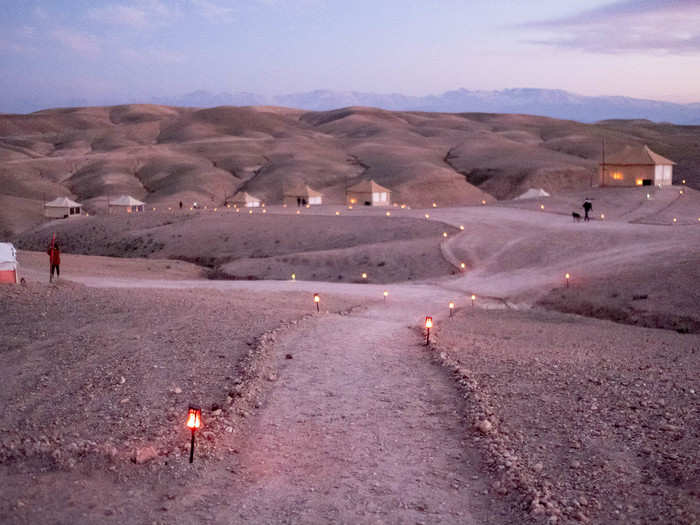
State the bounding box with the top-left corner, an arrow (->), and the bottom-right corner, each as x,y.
285,353 -> 293,359
134,446 -> 158,464
476,419 -> 493,434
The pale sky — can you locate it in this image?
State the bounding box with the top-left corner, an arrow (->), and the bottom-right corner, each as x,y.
1,0 -> 700,112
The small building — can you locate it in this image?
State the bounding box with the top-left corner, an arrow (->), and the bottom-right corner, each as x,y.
346,179 -> 392,206
44,197 -> 82,219
230,191 -> 261,208
109,195 -> 145,213
0,242 -> 18,284
284,185 -> 323,207
601,145 -> 675,187
515,188 -> 550,200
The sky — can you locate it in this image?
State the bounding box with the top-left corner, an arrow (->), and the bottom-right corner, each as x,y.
1,0 -> 700,112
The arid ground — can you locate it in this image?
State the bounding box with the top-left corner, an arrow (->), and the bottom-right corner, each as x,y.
1,182 -> 698,524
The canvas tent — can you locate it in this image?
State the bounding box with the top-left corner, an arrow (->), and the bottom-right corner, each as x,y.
0,243 -> 18,284
44,197 -> 82,219
109,195 -> 145,213
284,185 -> 323,207
601,145 -> 674,187
230,191 -> 261,208
346,180 -> 392,207
515,188 -> 550,200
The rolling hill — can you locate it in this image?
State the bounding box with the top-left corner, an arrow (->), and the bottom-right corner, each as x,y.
1,104 -> 699,236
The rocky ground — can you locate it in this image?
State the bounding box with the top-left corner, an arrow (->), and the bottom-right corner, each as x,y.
0,280 -> 360,524
434,307 -> 699,524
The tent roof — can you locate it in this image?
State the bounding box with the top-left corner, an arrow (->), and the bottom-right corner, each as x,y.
346,179 -> 392,193
0,242 -> 17,263
109,195 -> 145,206
604,144 -> 675,166
230,191 -> 260,203
515,188 -> 550,200
284,185 -> 323,198
45,196 -> 81,208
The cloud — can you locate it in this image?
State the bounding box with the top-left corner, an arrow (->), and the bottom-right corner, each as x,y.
51,28 -> 101,58
120,47 -> 187,63
190,0 -> 235,22
87,1 -> 175,28
522,0 -> 700,54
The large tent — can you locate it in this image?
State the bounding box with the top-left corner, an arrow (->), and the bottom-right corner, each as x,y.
44,197 -> 82,219
346,180 -> 392,207
109,195 -> 145,213
283,185 -> 323,207
230,191 -> 261,208
0,242 -> 18,284
601,145 -> 675,187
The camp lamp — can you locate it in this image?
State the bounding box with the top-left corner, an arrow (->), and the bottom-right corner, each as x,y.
186,406 -> 202,463
449,301 -> 455,318
425,316 -> 433,345
313,293 -> 320,312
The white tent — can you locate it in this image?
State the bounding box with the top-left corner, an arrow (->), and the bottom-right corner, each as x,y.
109,195 -> 145,213
0,242 -> 18,284
44,197 -> 82,218
515,188 -> 550,200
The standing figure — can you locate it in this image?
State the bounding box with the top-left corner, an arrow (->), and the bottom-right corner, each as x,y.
179,201 -> 183,209
47,242 -> 61,282
582,199 -> 592,222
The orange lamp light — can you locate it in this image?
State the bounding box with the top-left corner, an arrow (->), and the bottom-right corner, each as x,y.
425,316 -> 433,329
186,406 -> 202,430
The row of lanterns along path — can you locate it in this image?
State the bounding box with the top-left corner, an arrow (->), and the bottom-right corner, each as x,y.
184,272 -> 574,462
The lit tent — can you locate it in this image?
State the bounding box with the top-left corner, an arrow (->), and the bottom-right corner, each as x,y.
601,144 -> 674,187
44,197 -> 82,219
230,191 -> 261,208
346,179 -> 392,206
283,185 -> 323,207
0,242 -> 18,284
109,195 -> 145,213
515,188 -> 551,200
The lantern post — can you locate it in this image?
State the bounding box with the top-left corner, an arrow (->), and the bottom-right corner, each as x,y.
449,301 -> 455,318
471,294 -> 476,308
565,273 -> 570,288
313,293 -> 320,312
425,316 -> 433,345
383,290 -> 388,304
186,406 -> 202,464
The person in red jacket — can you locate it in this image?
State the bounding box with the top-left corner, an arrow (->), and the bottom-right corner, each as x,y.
47,242 -> 61,282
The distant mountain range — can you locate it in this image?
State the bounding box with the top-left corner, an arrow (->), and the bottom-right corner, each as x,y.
152,88 -> 700,125
6,88 -> 700,124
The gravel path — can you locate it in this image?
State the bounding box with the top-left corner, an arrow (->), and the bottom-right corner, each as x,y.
196,304 -> 519,524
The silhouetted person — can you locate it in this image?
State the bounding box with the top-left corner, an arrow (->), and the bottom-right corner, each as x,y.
582,199 -> 592,222
47,242 -> 60,282
297,197 -> 301,207
179,201 -> 183,209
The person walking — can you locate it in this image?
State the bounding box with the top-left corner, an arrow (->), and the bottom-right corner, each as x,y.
47,241 -> 61,282
582,199 -> 592,222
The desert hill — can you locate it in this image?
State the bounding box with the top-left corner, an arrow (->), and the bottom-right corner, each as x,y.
1,104 -> 700,235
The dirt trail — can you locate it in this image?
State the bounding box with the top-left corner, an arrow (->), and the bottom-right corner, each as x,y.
194,303 -> 517,524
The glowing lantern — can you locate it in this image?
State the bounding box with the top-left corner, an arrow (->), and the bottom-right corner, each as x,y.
190,207 -> 193,211
673,217 -> 677,223
540,204 -> 545,210
442,232 -> 448,238
386,211 -> 391,216
471,294 -> 476,307
249,209 -> 253,214
168,207 -> 172,211
425,316 -> 433,344
481,200 -> 486,205
291,273 -> 296,281
600,213 -> 605,220
383,290 -> 388,303
349,198 -> 357,204
680,190 -> 684,195
400,204 -> 406,209
153,207 -> 156,211
262,209 -> 267,213
236,208 -> 240,213
335,211 -> 340,215
186,406 -> 202,463
460,262 -> 466,270
296,210 -> 300,215
636,179 -> 643,186
227,204 -> 231,208
449,301 -> 455,318
682,179 -> 686,184
348,205 -> 353,209
432,202 -> 437,208
565,273 -> 570,288
459,225 -> 465,231
425,214 -> 430,219
361,272 -> 367,280
214,208 -> 217,211
313,293 -> 320,312
305,204 -> 310,208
